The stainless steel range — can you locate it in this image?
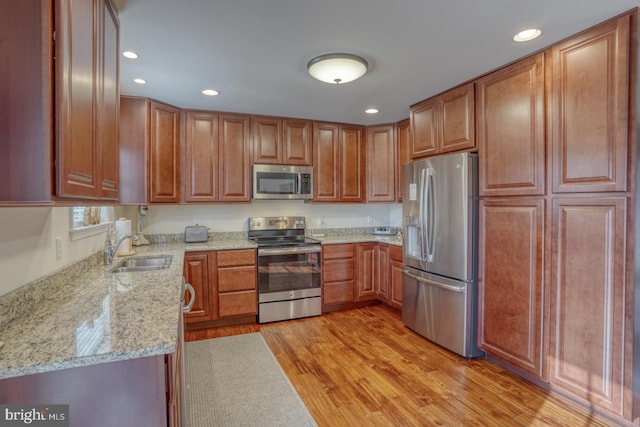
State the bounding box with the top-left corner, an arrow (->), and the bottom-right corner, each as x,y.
248,216 -> 322,323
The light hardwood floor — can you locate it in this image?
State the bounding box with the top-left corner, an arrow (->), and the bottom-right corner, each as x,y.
186,304 -> 612,426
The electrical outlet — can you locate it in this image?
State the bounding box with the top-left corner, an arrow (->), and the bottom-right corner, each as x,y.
55,236 -> 63,260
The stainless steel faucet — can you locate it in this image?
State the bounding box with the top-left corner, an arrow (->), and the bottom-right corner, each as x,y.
104,230 -> 139,265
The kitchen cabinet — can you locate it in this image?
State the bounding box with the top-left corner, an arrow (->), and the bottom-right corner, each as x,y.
396,118 -> 411,202
477,53 -> 545,197
356,243 -> 387,302
548,16 -> 630,194
214,249 -> 257,317
410,82 -> 475,159
1,0 -> 119,203
183,249 -> 257,325
183,110 -> 252,202
549,197 -> 627,416
322,244 -> 356,306
219,113 -> 252,202
366,124 -> 396,202
119,97 -> 180,204
313,123 -> 365,202
252,116 -> 312,165
478,198 -> 545,378
183,251 -> 212,323
389,245 -> 403,309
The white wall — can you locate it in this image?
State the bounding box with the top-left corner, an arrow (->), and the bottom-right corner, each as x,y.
0,206 -> 125,297
121,202 -> 403,234
0,203 -> 403,297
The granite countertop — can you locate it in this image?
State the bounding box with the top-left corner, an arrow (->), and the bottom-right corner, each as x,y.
0,243 -> 187,380
313,234 -> 403,246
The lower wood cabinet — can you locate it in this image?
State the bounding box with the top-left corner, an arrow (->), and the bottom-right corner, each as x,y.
356,243 -> 390,302
322,243 -> 356,305
549,197 -> 627,417
183,249 -> 257,325
389,245 -> 403,309
478,197 -> 545,378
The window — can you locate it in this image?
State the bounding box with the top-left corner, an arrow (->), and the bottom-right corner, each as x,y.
69,206 -> 113,241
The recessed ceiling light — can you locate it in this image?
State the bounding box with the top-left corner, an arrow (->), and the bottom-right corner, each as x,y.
133,78 -> 146,84
365,108 -> 379,114
513,29 -> 542,42
202,89 -> 219,96
122,51 -> 138,59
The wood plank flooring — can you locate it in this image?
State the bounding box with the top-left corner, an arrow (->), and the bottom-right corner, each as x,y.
186,305 -> 612,426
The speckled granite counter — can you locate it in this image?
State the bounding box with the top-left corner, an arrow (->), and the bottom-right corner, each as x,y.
0,243 -> 187,380
313,234 -> 403,246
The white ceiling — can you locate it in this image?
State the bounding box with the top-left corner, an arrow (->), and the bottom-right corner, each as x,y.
113,0 -> 638,125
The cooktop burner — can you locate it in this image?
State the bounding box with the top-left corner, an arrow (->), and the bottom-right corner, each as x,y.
248,216 -> 319,247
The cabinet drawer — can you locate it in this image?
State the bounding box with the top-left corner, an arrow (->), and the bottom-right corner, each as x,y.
323,259 -> 354,282
217,249 -> 256,267
218,266 -> 256,292
323,244 -> 354,260
218,290 -> 257,317
323,281 -> 354,304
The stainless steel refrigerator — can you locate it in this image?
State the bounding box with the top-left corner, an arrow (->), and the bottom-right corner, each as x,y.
402,151 -> 483,358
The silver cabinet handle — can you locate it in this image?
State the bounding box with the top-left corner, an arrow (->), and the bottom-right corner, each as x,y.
183,282 -> 195,312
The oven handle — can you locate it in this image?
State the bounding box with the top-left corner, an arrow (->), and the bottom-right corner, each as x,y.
258,246 -> 321,256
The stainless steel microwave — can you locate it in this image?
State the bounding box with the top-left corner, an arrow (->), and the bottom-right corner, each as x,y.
252,164 -> 313,200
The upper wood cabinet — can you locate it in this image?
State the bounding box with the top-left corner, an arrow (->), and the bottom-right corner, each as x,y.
548,16 -> 630,194
410,82 -> 475,159
0,0 -> 119,203
396,119 -> 411,202
183,111 -> 251,203
183,110 -> 219,202
366,124 -> 396,202
313,122 -> 365,202
549,197 -> 627,417
219,113 -> 251,202
119,97 -> 180,204
252,116 -> 312,165
478,198 -> 545,378
477,53 -> 545,197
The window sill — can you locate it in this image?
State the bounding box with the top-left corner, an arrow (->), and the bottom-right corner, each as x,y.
69,223 -> 111,242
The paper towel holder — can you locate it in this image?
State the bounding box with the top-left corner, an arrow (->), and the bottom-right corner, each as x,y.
133,205 -> 150,246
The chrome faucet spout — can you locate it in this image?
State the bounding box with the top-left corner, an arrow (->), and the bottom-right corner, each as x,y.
104,232 -> 139,265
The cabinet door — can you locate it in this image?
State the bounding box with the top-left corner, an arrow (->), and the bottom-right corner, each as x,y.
252,116 -> 282,164
339,125 -> 365,202
283,119 -> 312,165
549,197 -> 626,416
390,260 -> 404,309
439,82 -> 475,154
395,119 -> 411,202
118,96 -> 148,204
477,54 -> 545,197
56,0 -> 99,198
219,113 -> 251,201
376,244 -> 390,301
549,16 -> 629,193
148,101 -> 180,203
356,244 -> 377,301
366,125 -> 395,202
478,198 -> 545,378
184,111 -> 219,202
410,98 -> 438,158
313,122 -> 340,201
97,0 -> 119,200
183,251 -> 211,323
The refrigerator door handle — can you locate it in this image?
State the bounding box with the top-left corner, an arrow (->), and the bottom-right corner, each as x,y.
402,269 -> 465,293
424,168 -> 435,263
419,168 -> 429,263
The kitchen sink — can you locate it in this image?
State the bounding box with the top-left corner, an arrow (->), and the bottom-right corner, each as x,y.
112,255 -> 173,273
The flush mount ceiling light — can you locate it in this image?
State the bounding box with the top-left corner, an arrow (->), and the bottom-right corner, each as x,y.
513,28 -> 542,42
307,53 -> 368,84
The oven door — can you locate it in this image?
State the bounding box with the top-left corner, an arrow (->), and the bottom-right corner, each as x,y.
257,246 -> 321,302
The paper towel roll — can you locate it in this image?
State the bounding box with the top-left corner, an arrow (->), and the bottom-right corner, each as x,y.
115,218 -> 135,256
